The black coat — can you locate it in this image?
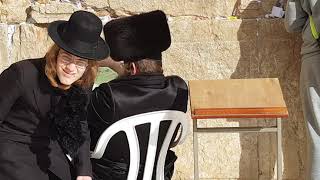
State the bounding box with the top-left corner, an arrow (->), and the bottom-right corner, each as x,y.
0,58 -> 92,180
87,74 -> 188,180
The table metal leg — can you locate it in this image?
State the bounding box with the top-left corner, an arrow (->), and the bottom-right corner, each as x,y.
277,118 -> 282,180
193,119 -> 199,180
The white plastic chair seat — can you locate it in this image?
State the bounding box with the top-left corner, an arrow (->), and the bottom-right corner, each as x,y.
90,110 -> 189,180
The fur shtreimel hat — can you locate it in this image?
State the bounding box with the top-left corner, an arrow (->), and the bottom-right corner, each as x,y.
103,10 -> 171,62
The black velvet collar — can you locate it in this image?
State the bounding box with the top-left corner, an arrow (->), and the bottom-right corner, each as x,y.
111,74 -> 166,88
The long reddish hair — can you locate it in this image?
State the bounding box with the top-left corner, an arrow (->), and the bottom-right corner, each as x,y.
45,44 -> 98,90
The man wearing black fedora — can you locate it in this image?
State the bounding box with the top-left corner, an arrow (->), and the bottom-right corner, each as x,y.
0,11 -> 109,180
87,10 -> 188,180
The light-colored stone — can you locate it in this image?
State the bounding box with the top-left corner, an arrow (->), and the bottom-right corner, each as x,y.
109,0 -> 276,18
10,25 -> 21,63
0,24 -> 9,71
35,0 -> 50,4
108,0 -> 237,17
28,11 -> 69,23
19,23 -> 53,60
84,0 -> 109,9
0,0 -> 30,23
169,18 -> 258,44
0,24 -> 21,72
233,0 -> 278,19
258,19 -> 294,40
45,1 -> 79,13
29,1 -> 81,23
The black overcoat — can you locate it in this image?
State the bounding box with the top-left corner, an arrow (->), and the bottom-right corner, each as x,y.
0,58 -> 92,180
87,74 -> 188,180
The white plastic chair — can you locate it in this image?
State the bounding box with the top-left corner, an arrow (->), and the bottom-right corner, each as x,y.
90,110 -> 189,180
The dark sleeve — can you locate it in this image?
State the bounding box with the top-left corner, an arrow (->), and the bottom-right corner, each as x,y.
313,3 -> 320,34
171,76 -> 189,113
0,63 -> 22,123
87,83 -> 115,125
167,76 -> 189,148
284,0 -> 308,33
86,83 -> 115,155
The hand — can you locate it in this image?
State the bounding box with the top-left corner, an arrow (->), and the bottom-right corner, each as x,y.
76,176 -> 92,180
97,58 -> 113,67
98,58 -> 126,76
98,57 -> 122,68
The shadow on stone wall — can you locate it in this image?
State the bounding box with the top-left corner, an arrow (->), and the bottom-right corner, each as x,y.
229,1 -> 306,179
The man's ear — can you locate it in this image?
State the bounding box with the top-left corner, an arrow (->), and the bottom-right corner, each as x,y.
130,62 -> 137,75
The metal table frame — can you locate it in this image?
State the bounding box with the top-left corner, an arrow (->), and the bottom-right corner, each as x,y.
192,117 -> 283,180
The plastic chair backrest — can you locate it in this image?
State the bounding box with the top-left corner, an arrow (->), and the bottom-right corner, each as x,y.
90,110 -> 188,180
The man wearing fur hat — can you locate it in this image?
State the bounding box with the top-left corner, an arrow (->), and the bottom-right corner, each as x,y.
87,10 -> 188,180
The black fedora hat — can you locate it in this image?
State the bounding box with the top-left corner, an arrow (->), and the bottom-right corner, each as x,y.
48,10 -> 110,61
103,10 -> 171,62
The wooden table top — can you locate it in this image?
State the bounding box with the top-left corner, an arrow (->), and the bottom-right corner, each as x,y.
189,78 -> 288,119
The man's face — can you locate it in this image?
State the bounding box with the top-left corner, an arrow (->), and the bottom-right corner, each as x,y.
56,49 -> 89,85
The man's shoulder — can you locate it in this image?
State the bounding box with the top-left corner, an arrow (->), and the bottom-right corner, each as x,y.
93,82 -> 114,97
14,58 -> 45,72
166,75 -> 184,81
166,75 -> 188,89
97,77 -> 133,89
9,58 -> 44,80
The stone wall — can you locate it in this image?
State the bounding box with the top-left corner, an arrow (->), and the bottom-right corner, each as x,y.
0,0 -> 305,179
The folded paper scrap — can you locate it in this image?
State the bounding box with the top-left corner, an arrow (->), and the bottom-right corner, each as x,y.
271,6 -> 284,18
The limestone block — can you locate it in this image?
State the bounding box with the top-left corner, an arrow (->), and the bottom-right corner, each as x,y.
258,19 -> 293,40
108,0 -> 277,18
0,24 -> 9,70
0,24 -> 21,72
35,0 -> 50,4
234,0 -> 264,19
108,0 -> 145,13
165,19 -> 258,79
0,0 -> 30,23
163,40 -> 259,81
84,0 -> 109,8
45,1 -> 79,13
8,25 -> 21,63
200,133 -> 245,178
19,24 -> 53,60
237,19 -> 259,41
109,0 -> 238,17
249,39 -> 295,77
169,18 -> 257,45
169,17 -> 214,43
28,11 -> 70,24
234,0 -> 277,19
29,1 -> 81,23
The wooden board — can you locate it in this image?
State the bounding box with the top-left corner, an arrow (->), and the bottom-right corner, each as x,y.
189,78 -> 288,119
